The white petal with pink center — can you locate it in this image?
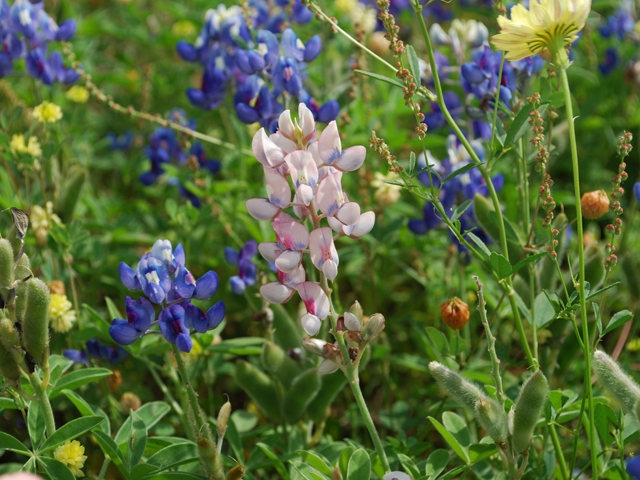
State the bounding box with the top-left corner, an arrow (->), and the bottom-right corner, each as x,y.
301,312 -> 321,335
280,264 -> 306,287
296,281 -> 330,319
285,150 -> 318,189
309,227 -> 339,279
264,168 -> 291,209
316,173 -> 344,217
252,129 -> 286,168
298,103 -> 316,143
272,220 -> 309,251
318,358 -> 340,375
270,132 -> 298,154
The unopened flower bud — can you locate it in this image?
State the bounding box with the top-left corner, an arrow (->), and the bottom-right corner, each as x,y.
362,313 -> 385,341
349,300 -> 363,322
429,361 -> 488,413
383,473 -> 413,480
318,358 -> 340,375
440,297 -> 470,331
475,397 -> 509,445
0,239 -> 14,291
119,392 -> 141,413
581,190 -> 610,220
302,337 -> 327,356
344,312 -> 360,331
217,399 -> 232,438
512,371 -> 549,453
22,279 -> 50,363
108,370 -> 122,392
593,350 -> 640,414
226,465 -> 245,480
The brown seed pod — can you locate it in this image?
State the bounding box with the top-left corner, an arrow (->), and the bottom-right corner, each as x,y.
581,190 -> 610,220
439,297 -> 470,331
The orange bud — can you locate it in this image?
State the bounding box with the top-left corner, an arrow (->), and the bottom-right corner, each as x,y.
107,369 -> 122,392
581,190 -> 609,220
440,297 -> 470,330
46,280 -> 66,295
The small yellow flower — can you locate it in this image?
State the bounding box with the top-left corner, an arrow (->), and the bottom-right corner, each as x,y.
66,86 -> 89,103
31,202 -> 61,246
10,134 -> 42,157
335,0 -> 377,32
491,0 -> 591,61
26,137 -> 43,157
371,172 -> 402,207
33,101 -> 63,123
172,20 -> 196,37
54,440 -> 87,477
49,293 -> 76,333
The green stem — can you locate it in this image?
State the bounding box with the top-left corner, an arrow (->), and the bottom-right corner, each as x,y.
558,63 -> 598,480
549,423 -> 570,480
414,6 -> 536,369
29,372 -> 56,438
66,259 -> 82,329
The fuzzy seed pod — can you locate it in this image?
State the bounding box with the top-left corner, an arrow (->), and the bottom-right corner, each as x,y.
197,437 -> 217,461
593,350 -> 640,414
14,254 -> 31,322
217,400 -> 232,438
440,297 -> 470,331
0,317 -> 22,381
512,371 -> 549,453
226,465 -> 245,480
362,313 -> 385,341
475,397 -> 509,445
581,190 -> 610,220
0,342 -> 21,381
0,239 -> 14,290
119,392 -> 141,413
21,279 -> 50,363
429,361 -> 488,412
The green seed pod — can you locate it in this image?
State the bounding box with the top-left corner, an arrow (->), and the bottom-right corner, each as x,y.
306,368 -> 348,422
475,397 -> 509,445
540,214 -> 568,291
512,371 -> 549,453
429,361 -> 488,413
56,166 -> 87,223
261,340 -> 301,389
473,193 -> 524,261
593,350 -> 640,414
196,437 -> 217,462
282,368 -> 321,423
0,239 -> 14,290
226,465 -> 245,480
14,254 -> 31,323
235,360 -> 282,422
21,279 -> 50,363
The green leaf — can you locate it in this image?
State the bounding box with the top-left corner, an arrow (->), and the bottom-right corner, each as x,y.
451,200 -> 473,223
428,417 -> 469,464
38,457 -> 75,480
49,368 -> 113,399
62,390 -> 110,434
0,432 -> 31,455
146,442 -> 198,471
39,416 -> 104,453
140,473 -> 206,480
510,252 -> 546,276
442,412 -> 471,448
490,252 -> 512,279
105,296 -> 122,321
425,327 -> 448,355
406,46 -> 421,87
425,449 -> 449,479
256,442 -> 290,480
346,449 -> 371,480
296,450 -> 332,477
534,292 -> 557,329
594,303 -> 602,336
467,232 -> 491,258
0,397 -> 18,409
443,162 -> 479,184
28,401 -> 45,450
127,410 -> 147,468
93,430 -> 129,478
354,69 -> 405,89
398,453 -> 420,478
504,103 -> 533,146
595,402 -> 618,446
468,444 -> 497,464
602,310 -> 634,336
131,463 -> 159,480
289,459 -> 331,480
339,446 -> 355,478
114,402 -> 171,445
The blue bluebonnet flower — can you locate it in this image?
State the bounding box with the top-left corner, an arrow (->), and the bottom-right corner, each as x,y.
599,47 -> 619,75
299,90 -> 340,123
64,339 -> 128,366
510,55 -> 545,77
423,91 -> 463,131
600,9 -> 635,40
634,182 -> 640,205
1,0 -> 78,84
461,46 -> 517,108
107,131 -> 134,151
225,240 -> 258,294
628,456 -> 640,480
140,110 -> 221,207
409,135 -> 502,251
234,75 -> 282,130
111,239 -> 224,352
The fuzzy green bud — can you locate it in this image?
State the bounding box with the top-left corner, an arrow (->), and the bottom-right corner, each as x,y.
593,350 -> 640,414
14,254 -> 31,323
0,318 -> 22,381
362,313 -> 385,341
475,397 -> 509,445
226,465 -> 245,480
349,301 -> 363,322
22,279 -> 50,363
196,437 -> 217,462
217,400 -> 231,438
512,371 -> 549,453
429,361 -> 488,413
0,239 -> 14,290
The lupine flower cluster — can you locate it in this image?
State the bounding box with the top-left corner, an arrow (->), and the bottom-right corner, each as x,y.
0,0 -> 78,83
246,103 -> 374,336
140,110 -> 221,207
597,9 -> 637,75
409,135 -> 503,251
175,3 -> 338,133
225,240 -> 259,294
64,339 -> 128,366
110,239 -> 225,352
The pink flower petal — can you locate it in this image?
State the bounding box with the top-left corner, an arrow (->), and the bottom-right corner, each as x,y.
315,173 -> 344,217
293,191 -> 312,221
298,103 -> 316,144
309,227 -> 338,272
317,121 -> 342,165
272,220 -> 309,250
322,260 -> 338,281
277,110 -> 295,141
335,202 -> 361,226
246,199 -> 281,221
301,312 -> 321,336
327,216 -> 344,233
260,282 -> 295,304
264,168 -> 291,209
275,211 -> 296,223
285,150 -> 318,189
275,250 -> 303,273
252,129 -> 286,168
334,146 -> 366,172
297,184 -> 314,206
280,264 -> 306,287
296,282 -> 330,319
258,242 -> 281,263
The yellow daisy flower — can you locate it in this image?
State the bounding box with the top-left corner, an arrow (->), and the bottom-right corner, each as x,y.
33,101 -> 63,123
491,0 -> 591,62
54,440 -> 87,477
